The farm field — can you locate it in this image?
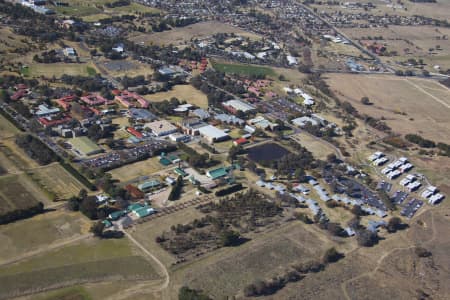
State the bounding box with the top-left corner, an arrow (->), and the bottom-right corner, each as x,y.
131,21 -> 260,46
28,163 -> 87,200
0,238 -> 162,300
0,211 -> 89,264
211,60 -> 276,77
0,174 -> 48,216
0,138 -> 40,171
145,84 -> 209,108
326,74 -> 450,143
108,156 -> 165,183
0,114 -> 20,139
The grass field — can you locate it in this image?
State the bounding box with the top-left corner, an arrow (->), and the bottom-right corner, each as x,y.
0,139 -> 39,170
326,74 -> 450,143
0,174 -> 46,216
211,60 -> 276,77
28,163 -> 87,200
108,156 -> 163,183
0,211 -> 89,264
34,286 -> 92,300
86,66 -> 97,76
145,85 -> 209,108
24,63 -> 94,78
289,133 -> 336,160
0,238 -> 161,299
0,114 -> 20,139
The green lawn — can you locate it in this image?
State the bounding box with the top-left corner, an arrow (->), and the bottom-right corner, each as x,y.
27,63 -> 91,78
86,66 -> 97,76
211,60 -> 276,77
20,66 -> 30,77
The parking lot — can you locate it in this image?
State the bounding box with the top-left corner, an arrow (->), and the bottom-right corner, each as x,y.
391,190 -> 408,205
400,198 -> 423,219
377,181 -> 392,193
83,139 -> 174,170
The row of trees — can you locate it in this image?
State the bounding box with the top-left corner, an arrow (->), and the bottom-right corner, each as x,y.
16,134 -> 57,165
0,202 -> 44,225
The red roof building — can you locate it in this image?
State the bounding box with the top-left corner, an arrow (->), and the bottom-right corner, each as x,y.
81,93 -> 107,106
115,90 -> 149,108
233,137 -> 249,146
126,127 -> 144,139
38,115 -> 72,128
55,95 -> 76,111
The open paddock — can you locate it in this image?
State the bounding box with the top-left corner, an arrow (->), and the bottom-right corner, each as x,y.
0,174 -> 47,216
0,114 -> 20,139
108,156 -> 164,183
183,222 -> 333,298
290,133 -> 336,160
28,163 -> 87,200
0,238 -> 162,299
131,21 -> 260,46
0,211 -> 89,264
326,74 -> 450,143
145,85 -> 208,108
0,139 -> 40,170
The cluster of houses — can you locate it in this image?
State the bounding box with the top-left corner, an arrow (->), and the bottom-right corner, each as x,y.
421,186 -> 445,205
368,152 -> 413,180
283,86 -> 315,106
369,151 -> 445,206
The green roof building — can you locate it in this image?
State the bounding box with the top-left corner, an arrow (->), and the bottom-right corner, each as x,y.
137,180 -> 161,192
206,167 -> 229,180
159,157 -> 172,166
174,167 -> 188,177
128,203 -> 143,213
108,210 -> 126,221
102,220 -> 112,228
134,205 -> 156,218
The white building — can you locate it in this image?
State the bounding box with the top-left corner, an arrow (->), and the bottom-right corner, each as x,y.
198,125 -> 229,143
145,120 -> 177,137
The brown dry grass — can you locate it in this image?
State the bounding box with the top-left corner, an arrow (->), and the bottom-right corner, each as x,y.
28,163 -> 87,200
326,74 -> 450,143
145,85 -> 209,108
108,156 -> 164,183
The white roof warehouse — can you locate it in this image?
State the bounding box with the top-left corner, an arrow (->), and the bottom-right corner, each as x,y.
198,125 -> 230,143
